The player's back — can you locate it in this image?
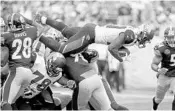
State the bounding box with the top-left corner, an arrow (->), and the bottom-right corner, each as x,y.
2,26 -> 38,68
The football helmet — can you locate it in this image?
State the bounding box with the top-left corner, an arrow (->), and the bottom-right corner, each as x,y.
123,29 -> 136,46
7,13 -> 26,32
46,52 -> 66,77
81,49 -> 99,63
135,24 -> 155,48
164,26 -> 175,48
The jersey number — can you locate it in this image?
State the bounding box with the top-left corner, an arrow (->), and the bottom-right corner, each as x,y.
12,37 -> 32,59
31,70 -> 51,91
170,54 -> 175,66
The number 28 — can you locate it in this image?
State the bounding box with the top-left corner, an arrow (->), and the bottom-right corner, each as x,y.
12,37 -> 32,59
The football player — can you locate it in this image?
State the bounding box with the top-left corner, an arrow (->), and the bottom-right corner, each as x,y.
34,14 -> 155,62
1,13 -> 41,110
1,17 -> 9,87
20,51 -> 75,110
151,26 -> 175,110
22,15 -> 129,110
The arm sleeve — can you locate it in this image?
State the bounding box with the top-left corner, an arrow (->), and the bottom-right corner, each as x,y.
39,35 -> 61,52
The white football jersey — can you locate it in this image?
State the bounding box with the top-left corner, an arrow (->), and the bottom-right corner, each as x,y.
22,53 -> 62,99
95,25 -> 135,44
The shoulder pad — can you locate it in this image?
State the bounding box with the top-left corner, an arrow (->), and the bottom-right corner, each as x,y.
154,42 -> 165,56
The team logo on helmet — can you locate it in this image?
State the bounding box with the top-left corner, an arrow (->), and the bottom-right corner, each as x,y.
164,49 -> 170,55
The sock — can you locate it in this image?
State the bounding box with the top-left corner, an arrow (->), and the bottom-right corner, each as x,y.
153,97 -> 159,110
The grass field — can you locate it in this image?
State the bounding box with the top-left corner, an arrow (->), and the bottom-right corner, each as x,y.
52,86 -> 173,111
112,88 -> 173,110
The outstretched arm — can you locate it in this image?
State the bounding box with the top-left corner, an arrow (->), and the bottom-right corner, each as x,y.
108,33 -> 125,62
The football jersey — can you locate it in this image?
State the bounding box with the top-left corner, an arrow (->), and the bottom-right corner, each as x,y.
23,53 -> 62,99
154,42 -> 175,76
95,25 -> 132,44
1,27 -> 38,68
64,56 -> 99,82
23,71 -> 62,99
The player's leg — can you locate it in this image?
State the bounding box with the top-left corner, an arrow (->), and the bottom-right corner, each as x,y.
172,95 -> 175,110
59,23 -> 96,56
72,74 -> 102,110
101,77 -> 128,110
53,91 -> 72,109
90,75 -> 112,110
1,67 -> 32,110
152,75 -> 170,110
1,67 -> 21,110
170,77 -> 175,110
72,79 -> 92,110
40,87 -> 57,110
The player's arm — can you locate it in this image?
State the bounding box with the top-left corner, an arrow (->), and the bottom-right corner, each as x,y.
151,52 -> 162,72
56,76 -> 76,89
108,33 -> 125,62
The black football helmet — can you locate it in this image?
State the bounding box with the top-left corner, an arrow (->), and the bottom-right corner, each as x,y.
135,24 -> 155,48
81,49 -> 99,63
7,13 -> 26,32
164,26 -> 175,48
46,52 -> 66,77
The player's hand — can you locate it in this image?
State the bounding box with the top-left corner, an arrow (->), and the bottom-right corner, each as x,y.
157,68 -> 168,78
34,13 -> 46,25
66,80 -> 76,89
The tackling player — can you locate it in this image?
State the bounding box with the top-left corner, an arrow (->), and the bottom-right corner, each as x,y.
1,13 -> 41,110
151,26 -> 175,110
34,14 -> 155,62
19,51 -> 75,110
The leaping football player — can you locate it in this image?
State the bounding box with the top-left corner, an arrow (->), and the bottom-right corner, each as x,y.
34,13 -> 155,62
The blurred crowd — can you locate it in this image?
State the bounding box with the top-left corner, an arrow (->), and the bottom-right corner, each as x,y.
1,1 -> 175,29
1,0 -> 175,92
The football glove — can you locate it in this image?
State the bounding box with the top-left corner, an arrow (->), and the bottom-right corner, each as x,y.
34,13 -> 47,25
66,80 -> 76,89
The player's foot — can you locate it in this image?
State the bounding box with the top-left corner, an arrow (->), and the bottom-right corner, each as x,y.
152,97 -> 159,111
